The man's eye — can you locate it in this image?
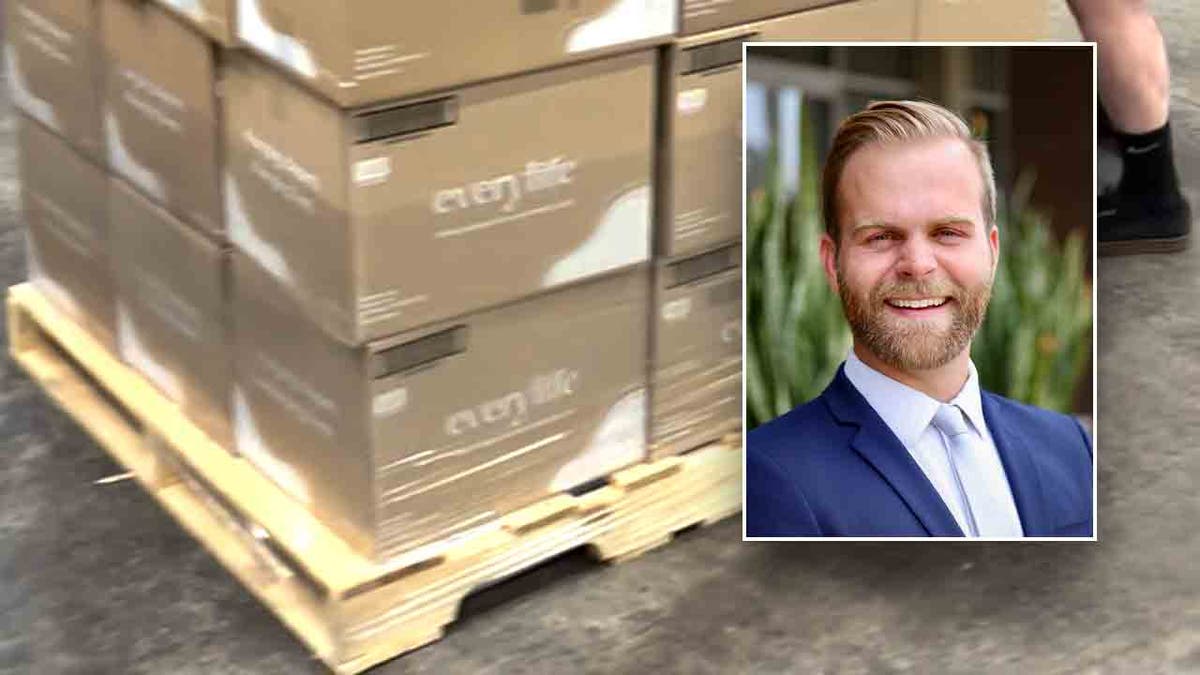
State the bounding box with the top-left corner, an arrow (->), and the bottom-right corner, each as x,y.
935,229 -> 964,239
867,232 -> 895,243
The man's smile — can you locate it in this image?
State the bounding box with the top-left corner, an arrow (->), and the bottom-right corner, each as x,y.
883,296 -> 953,317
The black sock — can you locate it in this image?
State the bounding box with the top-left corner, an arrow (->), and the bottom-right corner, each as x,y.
1114,121 -> 1182,198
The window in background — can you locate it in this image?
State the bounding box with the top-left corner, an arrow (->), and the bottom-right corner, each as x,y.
745,82 -> 833,199
746,47 -> 1012,207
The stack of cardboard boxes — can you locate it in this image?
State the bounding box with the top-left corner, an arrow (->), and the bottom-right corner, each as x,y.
223,5 -> 673,561
8,0 -> 1045,561
11,0 -> 231,453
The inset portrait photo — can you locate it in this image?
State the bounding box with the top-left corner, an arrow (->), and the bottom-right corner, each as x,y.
743,44 -> 1096,540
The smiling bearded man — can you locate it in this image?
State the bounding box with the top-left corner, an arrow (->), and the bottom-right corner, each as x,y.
746,100 -> 1093,539
831,131 -> 997,381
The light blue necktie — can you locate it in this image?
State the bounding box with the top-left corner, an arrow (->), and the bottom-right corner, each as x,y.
931,403 -> 1010,538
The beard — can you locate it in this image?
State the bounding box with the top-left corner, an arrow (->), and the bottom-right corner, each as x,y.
837,264 -> 992,372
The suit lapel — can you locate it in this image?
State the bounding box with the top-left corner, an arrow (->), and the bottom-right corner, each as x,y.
824,367 -> 964,537
981,392 -> 1052,536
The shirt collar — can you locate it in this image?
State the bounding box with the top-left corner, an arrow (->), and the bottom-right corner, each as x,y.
949,363 -> 988,438
843,348 -> 988,447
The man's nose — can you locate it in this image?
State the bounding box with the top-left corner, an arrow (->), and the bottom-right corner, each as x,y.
895,238 -> 938,278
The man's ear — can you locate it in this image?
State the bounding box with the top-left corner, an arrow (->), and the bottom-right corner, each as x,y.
988,224 -> 1000,280
820,232 -> 840,294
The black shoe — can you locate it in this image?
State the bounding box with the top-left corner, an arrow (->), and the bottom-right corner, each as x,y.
1098,189 -> 1192,256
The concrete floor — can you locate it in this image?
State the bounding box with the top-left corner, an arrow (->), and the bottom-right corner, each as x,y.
3,6 -> 1200,674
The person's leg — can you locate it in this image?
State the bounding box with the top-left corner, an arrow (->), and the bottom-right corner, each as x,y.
1069,0 -> 1168,132
1069,0 -> 1191,255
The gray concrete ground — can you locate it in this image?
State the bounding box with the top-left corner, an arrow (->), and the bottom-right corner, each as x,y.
3,5 -> 1200,674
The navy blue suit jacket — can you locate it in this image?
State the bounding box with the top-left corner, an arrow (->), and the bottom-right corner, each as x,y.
746,366 -> 1094,537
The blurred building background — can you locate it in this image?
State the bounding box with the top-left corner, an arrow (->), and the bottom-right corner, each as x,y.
745,45 -> 1093,428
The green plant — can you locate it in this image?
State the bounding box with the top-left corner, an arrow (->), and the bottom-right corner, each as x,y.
746,120 -> 851,430
747,142 -> 1092,430
970,172 -> 1092,413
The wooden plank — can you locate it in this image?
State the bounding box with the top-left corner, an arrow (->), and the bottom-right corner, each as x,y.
7,284 -> 391,593
7,286 -> 339,663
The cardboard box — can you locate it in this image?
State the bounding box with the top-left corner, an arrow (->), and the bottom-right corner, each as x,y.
16,114 -> 114,350
5,0 -> 104,162
235,0 -> 676,107
650,243 -> 741,459
151,0 -> 233,45
232,253 -> 650,560
680,0 -> 856,35
915,0 -> 1046,40
101,0 -> 222,235
659,0 -> 916,258
223,50 -> 656,345
110,179 -> 232,450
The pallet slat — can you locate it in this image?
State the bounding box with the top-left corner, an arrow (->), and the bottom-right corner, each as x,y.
7,283 -> 743,673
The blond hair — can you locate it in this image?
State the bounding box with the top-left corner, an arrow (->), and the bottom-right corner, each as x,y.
821,100 -> 996,241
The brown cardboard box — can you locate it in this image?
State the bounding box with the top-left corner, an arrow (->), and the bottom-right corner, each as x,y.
101,0 -> 222,235
110,179 -> 232,450
680,0 -> 859,35
16,114 -> 114,350
5,0 -> 104,162
151,0 -> 233,45
223,50 -> 656,346
232,253 -> 650,560
660,0 -> 916,258
235,0 -> 676,107
650,243 -> 741,459
915,0 -> 1046,40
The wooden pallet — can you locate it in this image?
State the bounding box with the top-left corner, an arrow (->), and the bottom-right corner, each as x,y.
6,283 -> 743,674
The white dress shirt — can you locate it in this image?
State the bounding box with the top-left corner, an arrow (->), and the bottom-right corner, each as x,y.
843,350 -> 1025,538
